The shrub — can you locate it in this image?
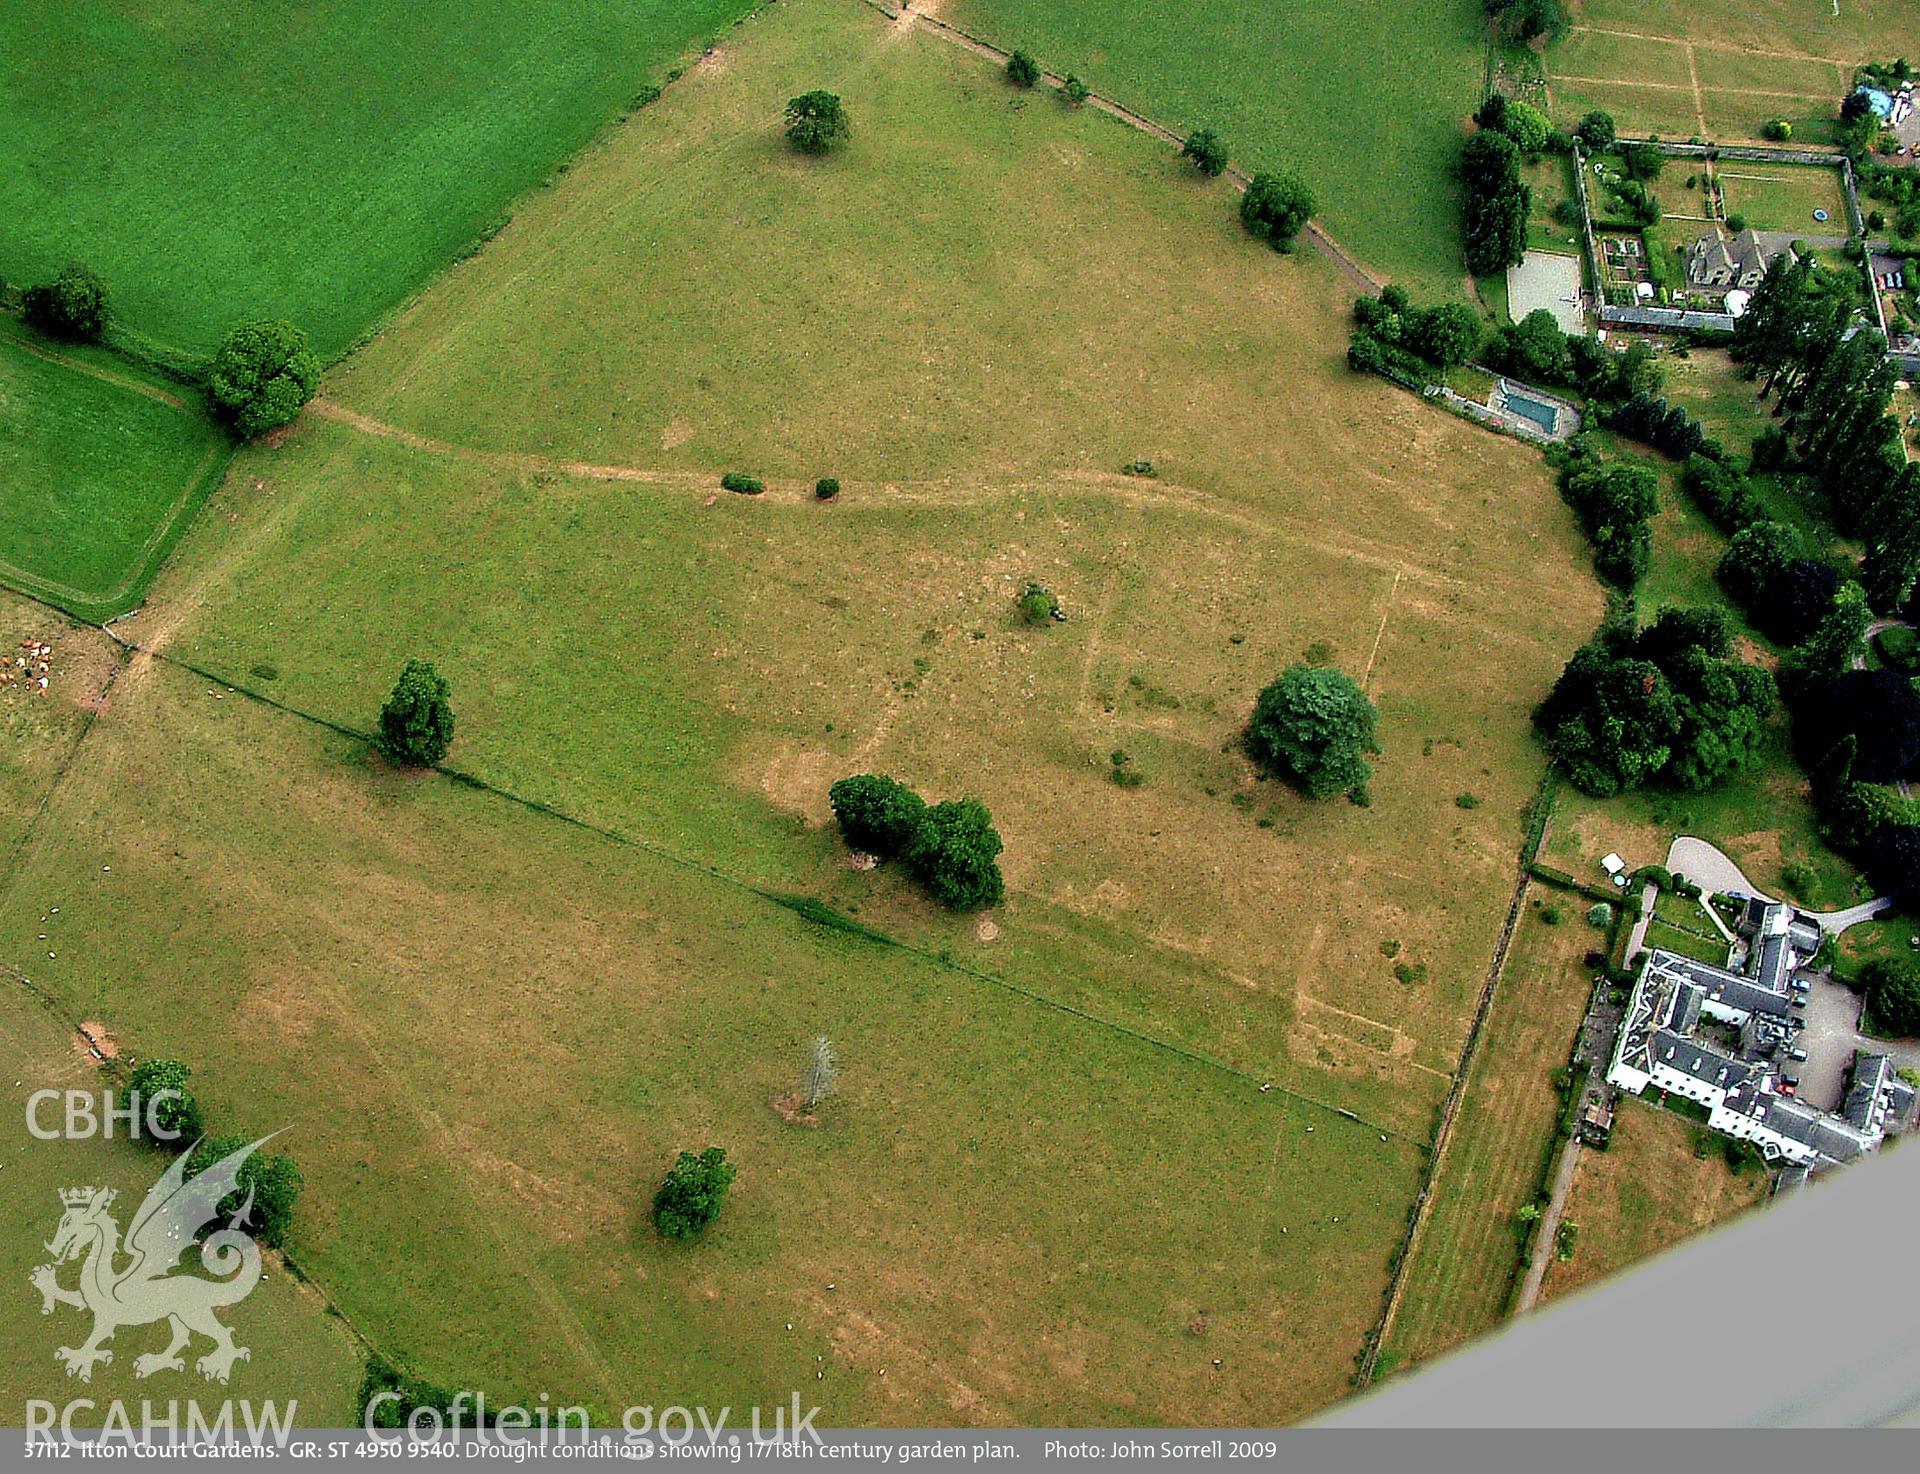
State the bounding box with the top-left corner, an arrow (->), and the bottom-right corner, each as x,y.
903,798 -> 1005,910
1005,50 -> 1040,87
207,320 -> 319,439
1540,904 -> 1564,925
185,1135 -> 302,1249
784,90 -> 850,155
1108,750 -> 1145,788
828,773 -> 926,857
1455,792 -> 1481,809
378,659 -> 456,768
22,264 -> 108,342
1017,581 -> 1061,625
1763,119 -> 1792,142
1587,902 -> 1613,927
126,1058 -> 203,1146
720,472 -> 764,495
652,1147 -> 736,1239
814,476 -> 841,501
1245,665 -> 1380,799
1181,128 -> 1229,178
1240,170 -> 1316,251
1060,73 -> 1090,105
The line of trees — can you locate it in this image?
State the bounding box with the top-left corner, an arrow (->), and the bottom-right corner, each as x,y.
14,262 -> 318,440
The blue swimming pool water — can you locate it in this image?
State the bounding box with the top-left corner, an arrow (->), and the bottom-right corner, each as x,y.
1503,389 -> 1559,434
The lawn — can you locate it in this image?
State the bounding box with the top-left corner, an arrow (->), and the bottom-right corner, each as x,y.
1548,0 -> 1907,145
940,0 -> 1489,299
1522,155 -> 1583,258
136,0 -> 1604,1133
0,985 -> 365,1422
0,0 -> 1616,1415
0,322 -> 229,619
1717,163 -> 1852,235
0,658 -> 1426,1424
0,0 -> 760,362
1380,898 -> 1597,1367
1537,1094 -> 1767,1306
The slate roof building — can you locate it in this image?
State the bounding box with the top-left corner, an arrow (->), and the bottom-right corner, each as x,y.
1606,901 -> 1910,1171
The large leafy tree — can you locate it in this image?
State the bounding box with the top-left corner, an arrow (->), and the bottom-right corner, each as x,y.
208,320 -> 319,440
1535,606 -> 1773,796
1795,668 -> 1920,784
1861,958 -> 1920,1036
828,774 -> 926,857
903,798 -> 1005,910
126,1058 -> 203,1146
378,659 -> 456,768
1181,128 -> 1229,178
784,90 -> 850,155
1240,170 -> 1316,251
1245,666 -> 1380,799
1861,467 -> 1920,613
1800,581 -> 1873,676
185,1136 -> 303,1249
652,1147 -> 736,1239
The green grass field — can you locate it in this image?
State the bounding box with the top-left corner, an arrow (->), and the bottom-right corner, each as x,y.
1717,163 -> 1852,234
0,324 -> 228,618
941,0 -> 1489,298
0,989 -> 365,1422
0,0 -> 760,362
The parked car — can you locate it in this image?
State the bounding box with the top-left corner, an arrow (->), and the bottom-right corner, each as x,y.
1788,1046 -> 1809,1062
1791,995 -> 1808,1009
1789,978 -> 1812,993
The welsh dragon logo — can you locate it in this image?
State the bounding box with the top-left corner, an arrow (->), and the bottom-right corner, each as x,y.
28,1135 -> 278,1384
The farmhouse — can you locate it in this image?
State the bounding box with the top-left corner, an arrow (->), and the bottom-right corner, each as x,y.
1607,903 -> 1914,1171
1685,228 -> 1776,292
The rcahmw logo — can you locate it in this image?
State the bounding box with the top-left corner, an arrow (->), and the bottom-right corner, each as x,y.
28,1133 -> 280,1384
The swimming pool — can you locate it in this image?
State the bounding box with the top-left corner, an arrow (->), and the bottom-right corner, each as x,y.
1501,388 -> 1560,435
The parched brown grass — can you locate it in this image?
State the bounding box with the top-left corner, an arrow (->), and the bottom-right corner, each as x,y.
1380,896 -> 1597,1367
1538,1095 -> 1768,1306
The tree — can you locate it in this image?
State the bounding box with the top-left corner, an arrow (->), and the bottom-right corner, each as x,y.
1575,110 -> 1616,150
1795,669 -> 1920,784
652,1147 -> 735,1239
903,798 -> 1005,909
1717,521 -> 1803,612
1558,450 -> 1658,589
1862,468 -> 1920,613
22,265 -> 107,342
1181,128 -> 1228,178
1800,580 -> 1872,676
1495,0 -> 1570,45
828,773 -> 927,857
800,1036 -> 839,1113
1060,74 -> 1090,105
1005,49 -> 1040,87
1461,130 -> 1529,276
1404,301 -> 1482,368
1497,308 -> 1573,384
1621,143 -> 1665,181
1861,959 -> 1920,1036
207,320 -> 319,439
784,91 -> 850,155
185,1135 -> 302,1249
1499,100 -> 1553,156
1769,560 -> 1843,646
126,1058 -> 203,1146
378,659 -> 455,767
1240,170 -> 1316,251
1245,665 -> 1379,799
